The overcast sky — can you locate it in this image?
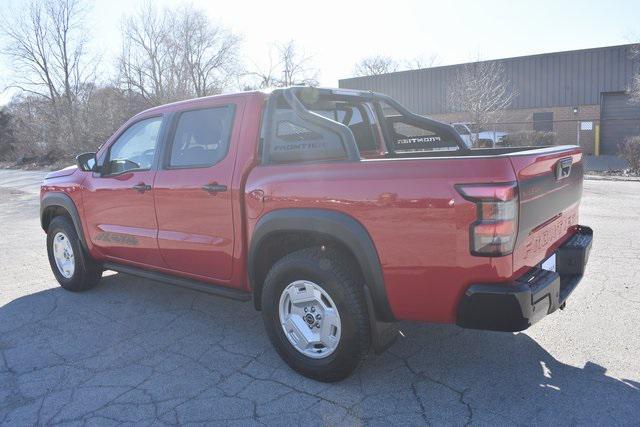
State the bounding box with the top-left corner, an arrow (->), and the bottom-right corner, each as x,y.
1,0 -> 638,105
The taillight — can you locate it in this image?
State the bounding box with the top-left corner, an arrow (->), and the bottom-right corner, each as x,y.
455,182 -> 519,256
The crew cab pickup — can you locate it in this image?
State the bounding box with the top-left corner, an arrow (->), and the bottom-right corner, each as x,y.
40,87 -> 592,381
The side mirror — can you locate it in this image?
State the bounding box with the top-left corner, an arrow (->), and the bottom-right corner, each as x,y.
76,152 -> 97,172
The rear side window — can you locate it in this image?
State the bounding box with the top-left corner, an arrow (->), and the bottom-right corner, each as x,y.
268,108 -> 347,164
168,106 -> 235,168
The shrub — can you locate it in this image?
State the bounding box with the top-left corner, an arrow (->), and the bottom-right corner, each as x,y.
3,87 -> 151,167
0,109 -> 16,160
619,136 -> 640,173
500,130 -> 556,147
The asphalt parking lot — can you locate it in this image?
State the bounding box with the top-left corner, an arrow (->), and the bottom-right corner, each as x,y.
0,169 -> 639,425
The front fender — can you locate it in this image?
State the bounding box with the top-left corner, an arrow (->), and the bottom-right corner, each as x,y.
40,192 -> 88,252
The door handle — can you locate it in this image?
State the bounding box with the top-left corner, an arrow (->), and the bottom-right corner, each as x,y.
132,183 -> 152,193
201,183 -> 228,194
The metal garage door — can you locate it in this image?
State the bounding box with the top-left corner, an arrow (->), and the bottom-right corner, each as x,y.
600,92 -> 640,155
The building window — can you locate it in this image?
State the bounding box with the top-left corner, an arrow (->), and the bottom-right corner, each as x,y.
580,121 -> 593,131
533,112 -> 553,132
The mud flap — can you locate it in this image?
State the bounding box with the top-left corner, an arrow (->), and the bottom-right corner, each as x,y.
364,286 -> 399,354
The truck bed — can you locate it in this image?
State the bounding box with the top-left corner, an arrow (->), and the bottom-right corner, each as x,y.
246,142 -> 583,323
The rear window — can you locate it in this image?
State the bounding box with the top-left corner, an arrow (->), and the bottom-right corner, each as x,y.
276,121 -> 322,142
265,94 -> 388,163
311,104 -> 379,152
268,107 -> 347,164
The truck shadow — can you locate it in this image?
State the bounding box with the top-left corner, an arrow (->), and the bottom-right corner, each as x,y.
1,273 -> 638,424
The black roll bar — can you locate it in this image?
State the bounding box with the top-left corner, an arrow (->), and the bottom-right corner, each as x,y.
368,92 -> 469,152
261,86 -> 468,164
281,87 -> 361,161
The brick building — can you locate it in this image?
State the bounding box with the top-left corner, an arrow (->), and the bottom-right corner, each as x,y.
339,44 -> 640,155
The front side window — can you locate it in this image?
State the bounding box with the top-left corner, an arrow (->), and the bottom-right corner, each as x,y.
106,116 -> 162,175
168,106 -> 235,168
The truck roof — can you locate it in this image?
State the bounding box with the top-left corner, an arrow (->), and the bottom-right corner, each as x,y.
137,90 -> 268,117
135,87 -> 374,118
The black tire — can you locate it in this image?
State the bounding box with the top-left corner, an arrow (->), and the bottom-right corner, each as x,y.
46,216 -> 102,292
261,247 -> 370,382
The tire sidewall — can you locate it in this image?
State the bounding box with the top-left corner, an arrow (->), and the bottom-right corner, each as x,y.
262,251 -> 366,380
46,217 -> 88,290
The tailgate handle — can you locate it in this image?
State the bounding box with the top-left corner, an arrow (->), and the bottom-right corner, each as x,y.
555,157 -> 572,180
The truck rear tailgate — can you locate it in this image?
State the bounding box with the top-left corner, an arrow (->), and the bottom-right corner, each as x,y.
510,146 -> 584,276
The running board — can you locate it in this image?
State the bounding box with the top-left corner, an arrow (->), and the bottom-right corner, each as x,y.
102,262 -> 251,301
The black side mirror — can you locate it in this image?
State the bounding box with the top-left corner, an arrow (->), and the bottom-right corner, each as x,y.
76,152 -> 97,172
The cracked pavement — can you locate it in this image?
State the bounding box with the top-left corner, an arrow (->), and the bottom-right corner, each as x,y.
0,169 -> 639,425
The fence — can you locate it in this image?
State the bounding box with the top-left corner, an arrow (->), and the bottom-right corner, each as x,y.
446,117 -> 640,156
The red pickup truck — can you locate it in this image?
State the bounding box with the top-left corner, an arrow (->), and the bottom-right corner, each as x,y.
40,87 -> 592,381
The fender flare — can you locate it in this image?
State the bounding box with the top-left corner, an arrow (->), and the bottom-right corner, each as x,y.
40,192 -> 88,252
248,208 -> 396,322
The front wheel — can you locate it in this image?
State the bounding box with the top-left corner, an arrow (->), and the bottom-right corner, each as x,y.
261,247 -> 370,382
46,216 -> 102,292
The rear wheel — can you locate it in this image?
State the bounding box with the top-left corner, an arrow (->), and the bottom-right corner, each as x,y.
262,247 -> 370,382
46,216 -> 102,292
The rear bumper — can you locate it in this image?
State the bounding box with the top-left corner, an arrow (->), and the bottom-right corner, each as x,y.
457,225 -> 593,332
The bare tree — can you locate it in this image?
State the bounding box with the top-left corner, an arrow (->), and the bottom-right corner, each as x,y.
403,53 -> 440,70
447,60 -> 518,127
1,0 -> 94,149
243,52 -> 281,89
172,6 -> 241,97
353,55 -> 398,77
632,75 -> 640,104
278,41 -> 318,87
1,0 -> 91,102
1,4 -> 59,102
245,40 -> 319,88
118,2 -> 184,103
630,43 -> 640,104
118,3 -> 242,102
0,108 -> 16,160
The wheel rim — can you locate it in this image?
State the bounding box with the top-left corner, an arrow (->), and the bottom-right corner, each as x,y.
278,280 -> 342,359
52,232 -> 75,279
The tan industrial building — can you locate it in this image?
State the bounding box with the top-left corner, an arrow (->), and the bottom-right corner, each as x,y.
339,44 -> 640,155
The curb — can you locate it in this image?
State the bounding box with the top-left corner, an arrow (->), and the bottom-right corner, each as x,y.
584,174 -> 640,182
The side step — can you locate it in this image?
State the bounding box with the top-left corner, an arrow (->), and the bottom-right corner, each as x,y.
102,262 -> 252,302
